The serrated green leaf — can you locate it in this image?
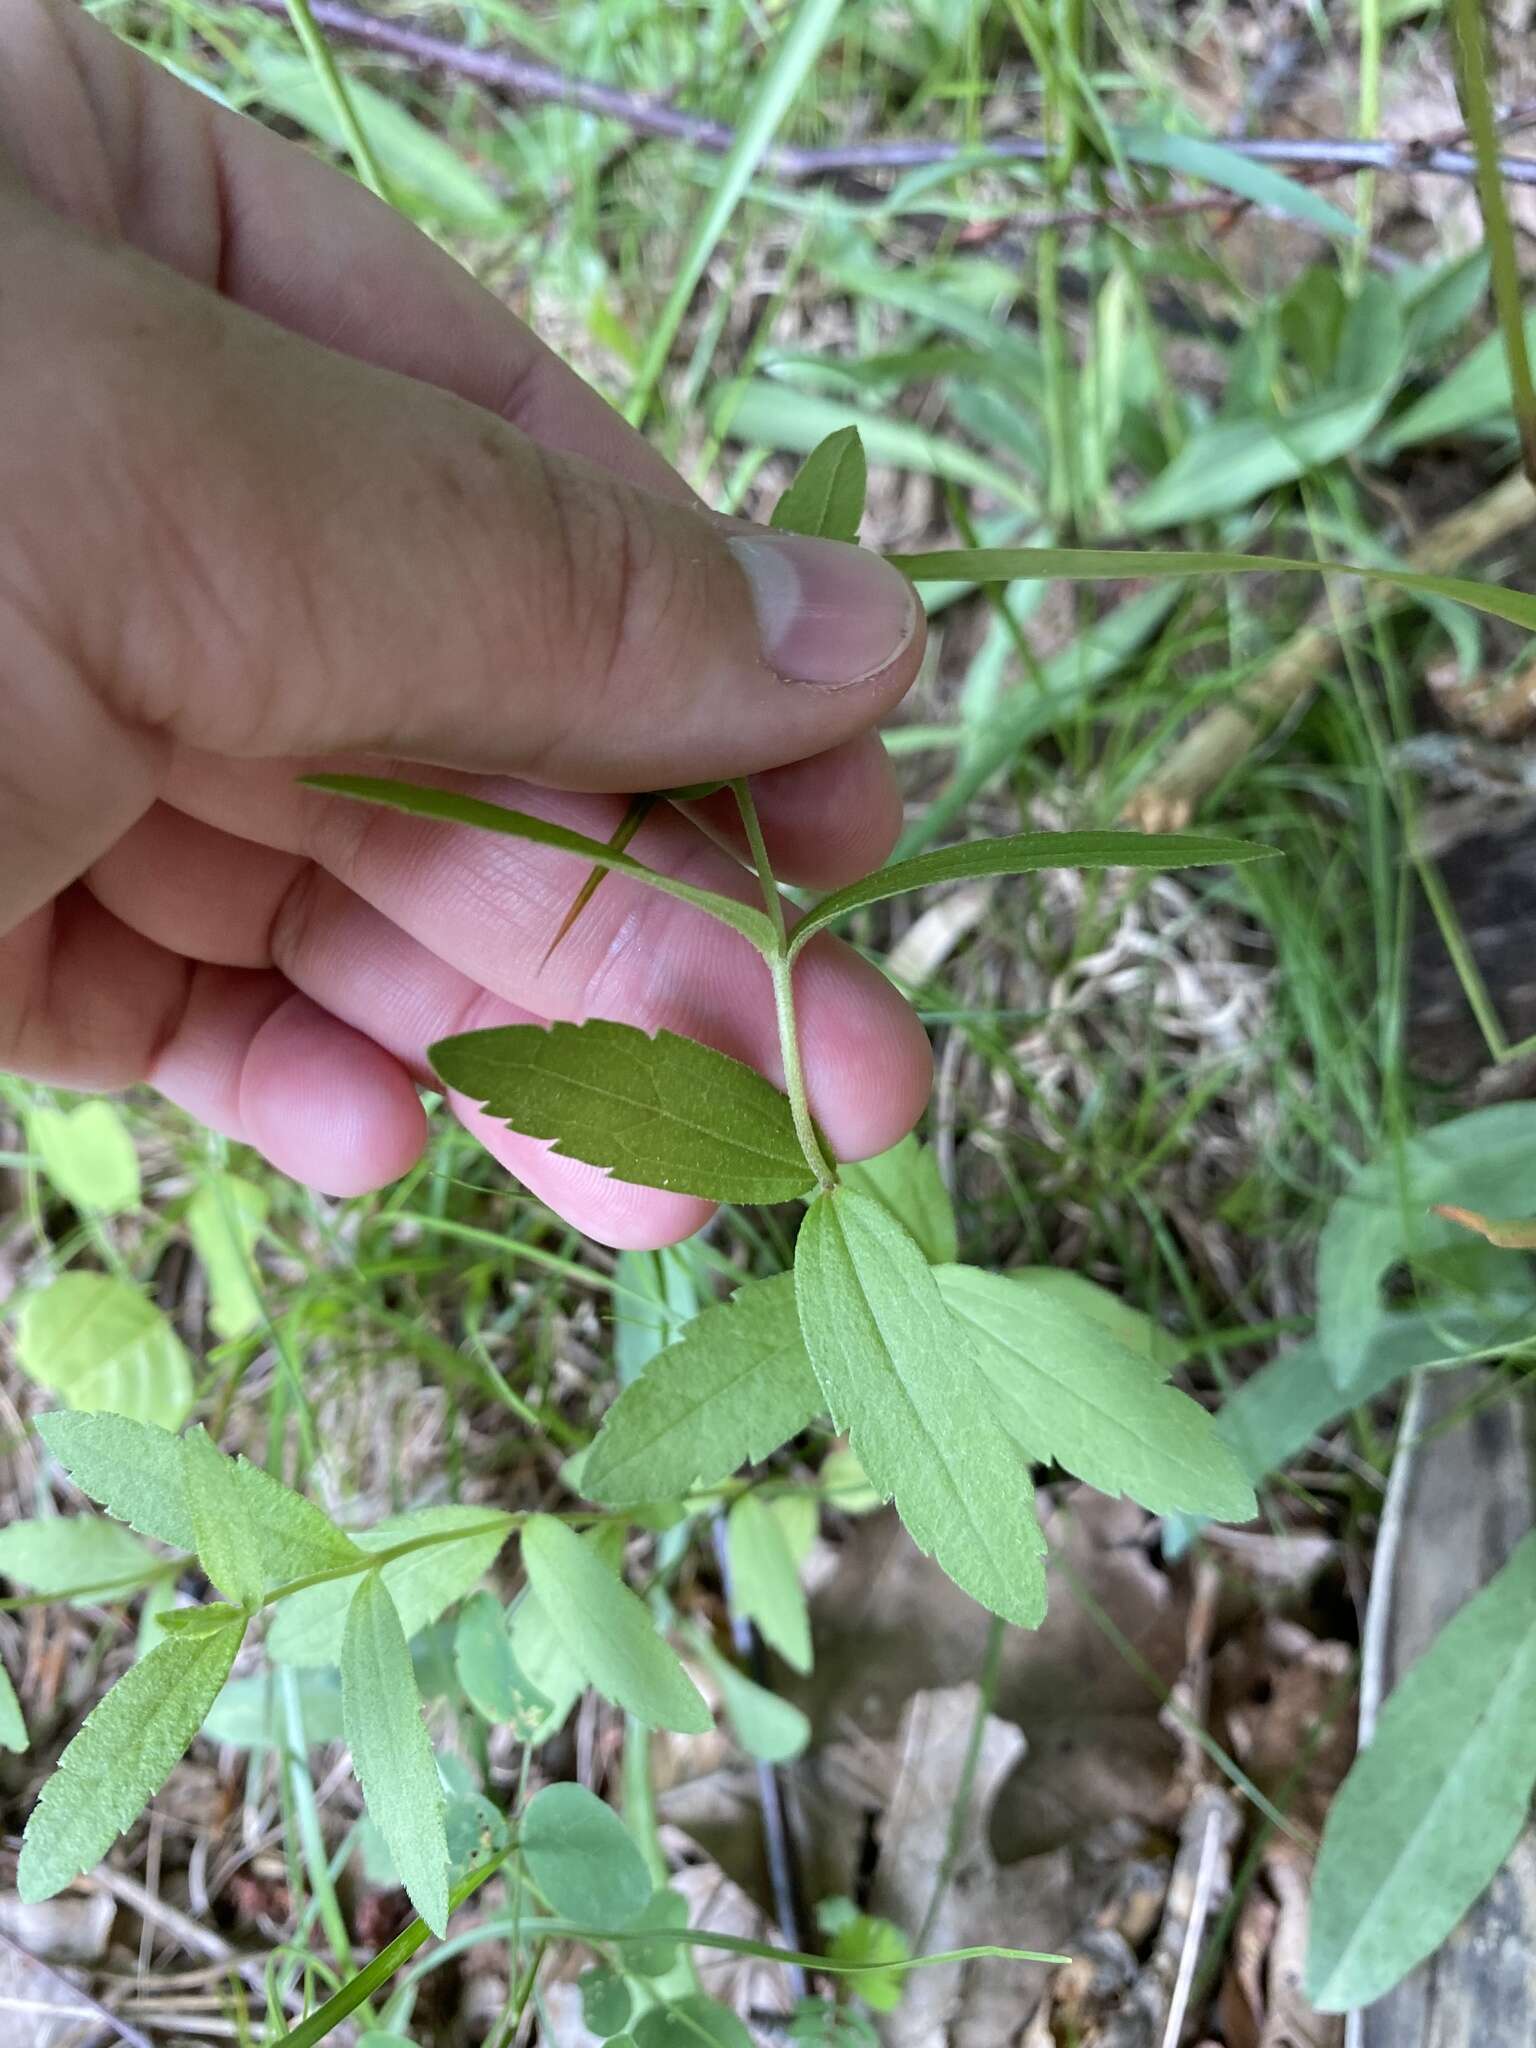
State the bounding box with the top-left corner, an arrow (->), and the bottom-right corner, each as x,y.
431,1021 -> 814,1205
1318,1104 -> 1536,1384
1307,1527 -> 1536,2010
937,1266 -> 1256,1522
770,426 -> 868,543
186,1174 -> 268,1342
183,1428 -> 264,1609
303,776 -> 775,951
884,545 -> 1536,636
453,1590 -> 552,1737
341,1571 -> 450,1937
0,1659 -> 27,1753
794,1193 -> 1047,1627
585,1274 -> 823,1506
28,1101 -> 140,1215
227,1458 -> 364,1586
17,1612 -> 245,1901
520,1782 -> 654,1926
1007,1268 -> 1174,1361
725,1493 -> 812,1673
786,831 -> 1273,959
634,1999 -> 753,2048
841,1137 -> 957,1265
0,1516 -> 161,1603
267,1507 -> 511,1666
689,1628 -> 810,1763
520,1515 -> 710,1732
35,1411 -> 196,1550
15,1274 -> 194,1430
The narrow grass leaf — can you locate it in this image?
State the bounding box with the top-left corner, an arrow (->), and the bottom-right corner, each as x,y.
186,1175 -> 269,1341
453,1590 -> 551,1738
726,1492 -> 812,1673
28,1102 -> 140,1215
584,1273 -> 823,1506
303,776 -> 775,951
884,547 -> 1536,635
770,426 -> 868,542
1119,128 -> 1354,235
17,1613 -> 245,1901
15,1274 -> 194,1430
0,1660 -> 26,1753
268,1507 -> 512,1666
788,831 -> 1270,956
1308,1528 -> 1536,2010
183,1428 -> 264,1609
35,1411 -> 196,1550
0,1517 -> 161,1603
936,1267 -> 1256,1521
794,1193 -> 1047,1627
625,0 -> 846,423
520,1781 -> 653,1926
841,1137 -> 958,1265
431,1022 -> 814,1204
520,1514 -> 711,1732
341,1572 -> 450,1937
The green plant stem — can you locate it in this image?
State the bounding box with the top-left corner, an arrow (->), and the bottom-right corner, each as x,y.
282,0 -> 397,204
916,1612 -> 1005,1951
1451,0 -> 1536,481
731,779 -> 837,1193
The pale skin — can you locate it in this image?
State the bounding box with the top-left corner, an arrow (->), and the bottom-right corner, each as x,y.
0,2 -> 933,1249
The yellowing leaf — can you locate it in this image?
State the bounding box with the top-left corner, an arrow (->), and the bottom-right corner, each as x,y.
17,1613 -> 245,1901
585,1274 -> 823,1505
16,1274 -> 193,1430
794,1194 -> 1047,1627
341,1572 -> 450,1937
29,1101 -> 140,1215
431,1021 -> 814,1205
1433,1204 -> 1536,1249
520,1515 -> 710,1732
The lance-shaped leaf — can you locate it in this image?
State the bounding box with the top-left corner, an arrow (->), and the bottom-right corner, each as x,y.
1307,1527 -> 1536,2011
884,545 -> 1536,635
17,1611 -> 246,1901
431,1022 -> 815,1205
341,1572 -> 450,1937
303,775 -> 775,951
228,1458 -> 365,1586
936,1266 -> 1256,1522
793,1193 -> 1047,1627
786,831 -> 1274,957
584,1274 -> 823,1505
771,426 -> 868,543
35,1411 -> 196,1551
183,1428 -> 264,1610
520,1514 -> 711,1732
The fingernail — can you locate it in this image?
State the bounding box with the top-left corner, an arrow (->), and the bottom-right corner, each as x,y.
728,533 -> 919,687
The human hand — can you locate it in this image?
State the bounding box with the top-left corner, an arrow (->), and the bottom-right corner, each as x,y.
0,2 -> 931,1247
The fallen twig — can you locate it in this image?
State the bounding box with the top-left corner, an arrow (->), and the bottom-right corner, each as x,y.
1127,467 -> 1536,831
236,0 -> 1536,190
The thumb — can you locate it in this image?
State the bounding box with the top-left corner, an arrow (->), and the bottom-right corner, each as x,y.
15,196 -> 923,796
